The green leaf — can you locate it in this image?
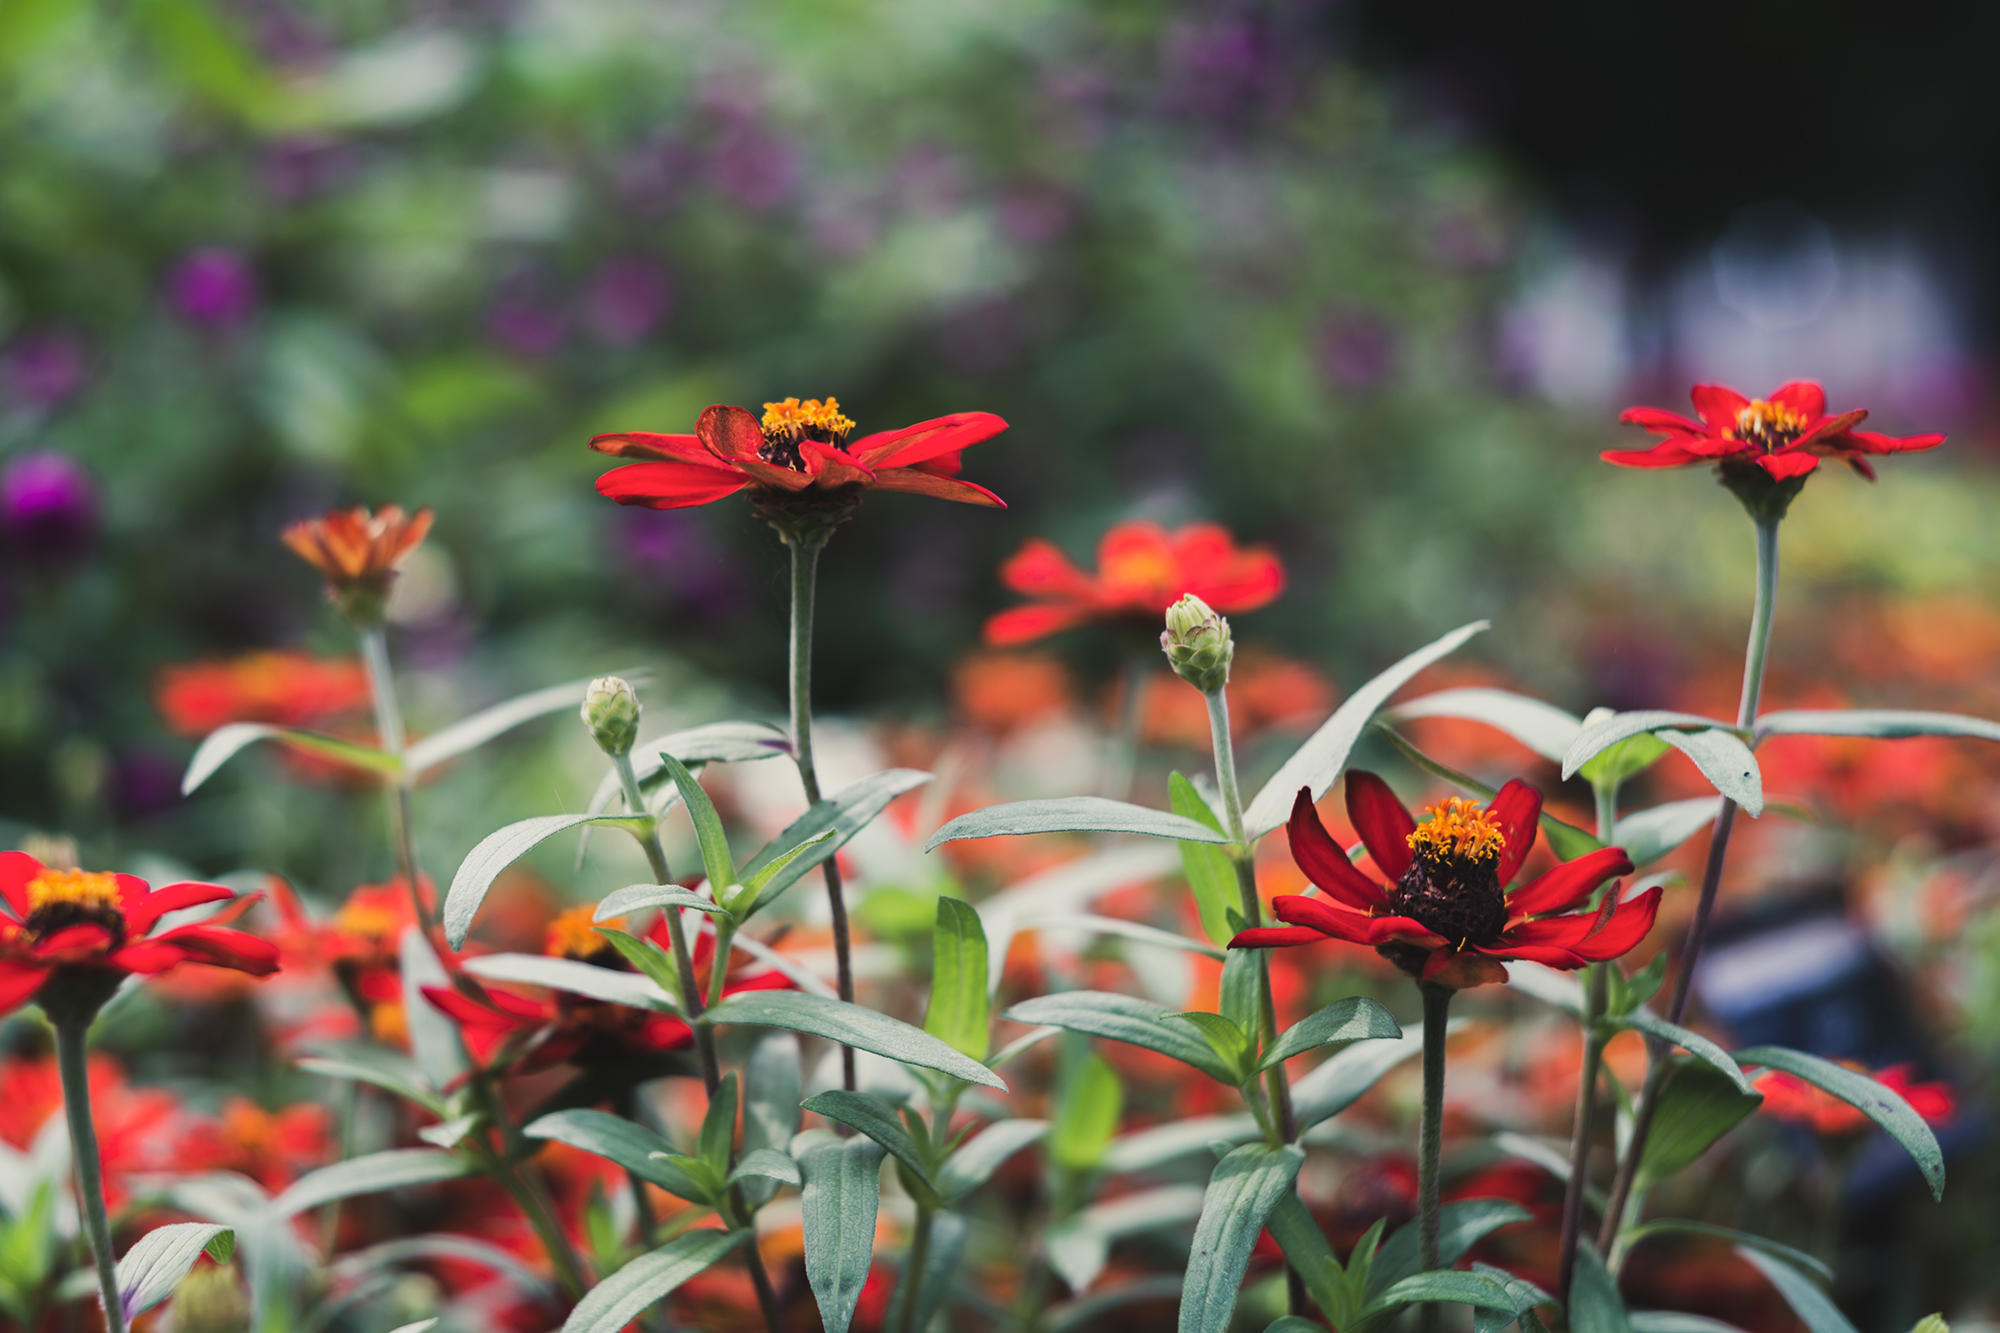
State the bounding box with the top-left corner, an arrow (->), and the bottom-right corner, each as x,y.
1266,1321 -> 1330,1333
1099,1113 -> 1259,1174
736,828 -> 837,909
1604,1012 -> 1754,1094
925,797 -> 1230,850
180,722 -> 397,795
801,1090 -> 935,1196
1636,1059 -> 1762,1186
1579,730 -> 1673,790
1292,1022 -> 1427,1133
1365,1271 -> 1522,1316
1050,1054 -> 1123,1171
1382,688 -> 1583,763
594,885 -> 730,919
1373,724 -> 1604,861
729,1148 -> 802,1190
1622,1220 -> 1832,1283
1265,1192 -> 1349,1324
417,1114 -> 480,1149
1242,620 -> 1489,839
1755,708 -> 2000,744
1175,1011 -> 1256,1083
1564,711 -> 1740,781
1179,1143 -> 1305,1333
700,1072 -> 739,1176
1735,1247 -> 1858,1333
332,1235 -> 553,1297
115,1223 -> 235,1319
1657,729 -> 1763,815
1218,946 -> 1261,1037
561,1230 -> 746,1333
298,1046 -> 445,1115
1047,1185 -> 1207,1293
1171,772 -> 1240,945
1613,798 -> 1722,867
1257,997 -> 1401,1072
937,1120 -> 1048,1199
1628,1314 -> 1752,1333
882,1211 -> 968,1333
406,674 -> 629,776
1568,1245 -> 1632,1333
737,769 -> 935,912
742,1031 -> 803,1204
1507,961 -> 1586,1017
656,750 -> 738,897
1004,991 -> 1239,1083
1016,913 -> 1227,961
461,953 -> 672,1009
1607,952 -> 1668,1016
706,990 -> 1005,1090
523,1110 -> 711,1204
1734,1046 -> 1945,1199
795,1129 -> 887,1333
1364,1200 -> 1531,1303
444,813 -> 650,948
925,896 -> 990,1061
989,1025 -> 1063,1071
399,927 -> 469,1092
270,1150 -> 473,1217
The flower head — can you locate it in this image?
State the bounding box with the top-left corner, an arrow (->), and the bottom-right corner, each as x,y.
1,451 -> 97,563
155,651 -> 370,736
1230,775 -> 1655,989
986,521 -> 1283,646
1606,382 -> 1944,520
281,504 -> 434,625
591,397 -> 1008,537
0,852 -> 279,1023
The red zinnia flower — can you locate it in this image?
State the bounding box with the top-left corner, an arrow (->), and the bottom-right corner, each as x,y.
591,396 -> 1008,511
1757,1061 -> 1954,1136
0,852 -> 280,1019
155,650 -> 371,736
1606,381 -> 1943,482
985,521 -> 1284,646
1230,775 -> 1656,989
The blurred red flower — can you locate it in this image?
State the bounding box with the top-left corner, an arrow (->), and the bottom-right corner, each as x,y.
592,396 -> 1007,510
1232,776 -> 1652,989
985,521 -> 1283,645
180,1097 -> 332,1191
0,1052 -> 188,1208
155,650 -> 370,736
272,876 -> 433,1045
951,651 -> 1075,733
1757,1062 -> 1954,1135
282,504 -> 433,623
1606,381 -> 1943,482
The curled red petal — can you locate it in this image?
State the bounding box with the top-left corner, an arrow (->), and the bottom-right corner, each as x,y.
106,941 -> 187,973
696,404 -> 767,462
595,461 -> 750,510
1601,444 -> 1705,469
1690,384 -> 1752,431
1506,846 -> 1635,920
1229,925 -> 1328,949
1497,944 -> 1590,970
34,923 -> 115,962
588,431 -> 710,462
983,603 -> 1097,646
1364,914 -> 1449,949
145,924 -> 281,976
0,851 -> 40,920
866,468 -> 1006,508
0,960 -> 49,1012
1286,788 -> 1384,910
1270,894 -> 1376,943
1842,429 -> 1946,455
998,539 -> 1098,600
1486,780 -> 1543,886
1421,950 -> 1509,988
641,1013 -> 695,1050
1766,381 -> 1827,419
1344,771 -> 1415,880
127,881 -> 235,936
850,412 -> 1008,470
1759,450 -> 1821,480
1566,886 -> 1664,962
1847,455 -> 1878,481
1617,406 -> 1708,436
422,983 -> 523,1030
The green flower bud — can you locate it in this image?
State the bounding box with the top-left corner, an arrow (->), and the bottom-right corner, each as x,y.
166,1264 -> 252,1333
581,676 -> 641,757
1161,594 -> 1233,693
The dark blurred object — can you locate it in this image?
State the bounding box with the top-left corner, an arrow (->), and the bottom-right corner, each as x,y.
1,450 -> 97,563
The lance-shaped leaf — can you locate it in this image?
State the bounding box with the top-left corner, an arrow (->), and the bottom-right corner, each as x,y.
115,1223 -> 235,1320
1179,1143 -> 1305,1333
523,1109 -> 710,1203
271,1150 -> 473,1217
926,797 -> 1229,850
1099,1114 -> 1259,1174
444,812 -> 649,947
737,768 -> 935,911
1568,1245 -> 1632,1333
1292,1021 -> 1428,1133
400,926 -> 468,1091
741,1031 -> 803,1204
1382,687 -> 1583,763
1257,996 -> 1401,1073
298,1045 -> 445,1115
699,1072 -> 739,1176
1754,708 -> 2000,744
1016,914 -> 1226,961
1614,797 -> 1723,867
1050,1054 -> 1124,1171
1563,710 -> 1739,780
795,1129 -> 887,1333
705,990 -> 1006,1089
1605,1011 -> 1754,1094
1242,620 -> 1489,839
1628,1316 -> 1750,1333
332,1234 -> 554,1295
584,721 -> 793,818
1265,1192 -> 1350,1324
1364,1271 -> 1522,1317
406,674 -> 636,776
1734,1247 -> 1858,1333
733,828 -> 836,913
182,723 -> 397,795
925,896 -> 990,1060
656,750 -> 738,899
561,1230 -> 746,1333
1637,1060 -> 1762,1186
1658,728 -> 1763,815
800,1091 -> 934,1194
1363,1200 -> 1532,1303
937,1120 -> 1049,1200
1175,1012 -> 1255,1084
593,884 -> 729,920
1373,724 -> 1604,861
729,1149 -> 801,1190
1004,991 -> 1239,1083
461,953 -> 672,1010
1170,772 -> 1239,945
1734,1046 -> 1945,1199
1622,1221 -> 1831,1283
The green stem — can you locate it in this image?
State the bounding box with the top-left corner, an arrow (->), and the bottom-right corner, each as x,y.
894,1204 -> 936,1333
1597,514 -> 1780,1254
720,1190 -> 786,1333
614,752 -> 720,1095
1102,656 -> 1151,800
1418,983 -> 1452,1282
1555,783 -> 1621,1305
360,626 -> 428,933
785,532 -> 857,1093
56,1018 -> 125,1333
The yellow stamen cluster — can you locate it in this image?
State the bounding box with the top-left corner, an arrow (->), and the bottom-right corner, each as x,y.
1407,798 -> 1507,864
26,869 -> 123,915
546,905 -> 620,960
335,897 -> 403,943
761,397 -> 855,441
1732,399 -> 1809,449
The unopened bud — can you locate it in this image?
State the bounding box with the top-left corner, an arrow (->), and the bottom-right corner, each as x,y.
1161,594 -> 1233,693
581,676 -> 641,756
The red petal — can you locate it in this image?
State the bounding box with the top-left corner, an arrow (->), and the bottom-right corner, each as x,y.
801,439 -> 877,488
731,457 -> 818,493
866,468 -> 1006,507
1847,455 -> 1878,481
850,412 -> 1008,470
1759,451 -> 1821,480
107,941 -> 187,973
1171,525 -> 1285,613
1506,846 -> 1636,919
0,960 -> 49,1011
595,461 -> 750,509
34,923 -> 114,962
1421,950 -> 1509,988
1364,914 -> 1449,949
1345,771 -> 1415,880
721,970 -> 795,998
1486,780 -> 1543,886
1842,429 -> 1946,455
1286,788 -> 1385,910
0,851 -> 39,920
588,431 -> 710,462
1600,443 -> 1705,469
982,603 -> 1097,646
145,924 -> 281,976
1270,894 -> 1376,943
422,984 -> 521,1029
1498,944 -> 1589,969
1792,408 -> 1868,450
127,881 -> 234,936
641,1013 -> 695,1050
999,539 -> 1099,599
1767,381 -> 1827,419
1617,406 -> 1708,436
696,404 -> 767,462
1229,925 -> 1328,949
1690,384 -> 1752,431
1566,886 -> 1664,961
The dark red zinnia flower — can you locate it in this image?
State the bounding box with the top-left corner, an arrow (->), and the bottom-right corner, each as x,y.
592,396 -> 1007,511
1230,775 -> 1656,989
0,852 -> 280,1018
1605,381 -> 1943,482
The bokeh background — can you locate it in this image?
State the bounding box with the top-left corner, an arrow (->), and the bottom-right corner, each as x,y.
5,0 -> 2000,1325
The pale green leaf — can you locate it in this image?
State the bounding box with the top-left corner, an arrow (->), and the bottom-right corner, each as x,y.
925,797 -> 1229,850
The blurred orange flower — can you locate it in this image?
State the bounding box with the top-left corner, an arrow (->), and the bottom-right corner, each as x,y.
952,651 -> 1074,732
181,1097 -> 332,1190
155,650 -> 370,736
282,503 -> 433,621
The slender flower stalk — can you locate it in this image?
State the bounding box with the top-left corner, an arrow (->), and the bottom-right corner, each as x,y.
1555,782 -> 1621,1303
1101,656 -> 1151,800
360,626 -> 427,933
55,1017 -> 126,1333
1597,514 -> 1779,1251
895,1204 -> 936,1333
1417,981 -> 1451,1328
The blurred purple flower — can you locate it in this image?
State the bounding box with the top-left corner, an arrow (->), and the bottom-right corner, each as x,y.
1,451 -> 97,562
110,748 -> 183,820
0,331 -> 86,411
706,115 -> 798,212
1162,12 -> 1276,121
999,184 -> 1073,246
616,508 -> 744,623
488,287 -> 566,358
167,249 -> 259,328
1317,310 -> 1398,388
583,257 -> 672,345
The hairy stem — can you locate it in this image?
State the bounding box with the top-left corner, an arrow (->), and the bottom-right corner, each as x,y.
56,1019 -> 126,1333
361,626 -> 427,932
614,751 -> 720,1095
786,532 -> 857,1092
1418,983 -> 1452,1332
1556,783 -> 1621,1304
894,1204 -> 936,1333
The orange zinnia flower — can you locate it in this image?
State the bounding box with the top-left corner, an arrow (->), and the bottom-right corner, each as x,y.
281,504 -> 433,623
155,650 -> 370,736
985,521 -> 1284,646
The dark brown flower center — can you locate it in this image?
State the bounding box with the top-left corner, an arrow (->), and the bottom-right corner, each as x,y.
23,869 -> 125,948
1386,856 -> 1507,948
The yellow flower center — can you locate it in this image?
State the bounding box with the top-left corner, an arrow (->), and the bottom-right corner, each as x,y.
758,396 -> 856,471
546,905 -> 620,962
27,868 -> 123,915
1731,399 -> 1809,452
1407,797 -> 1506,865
335,898 -> 403,942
